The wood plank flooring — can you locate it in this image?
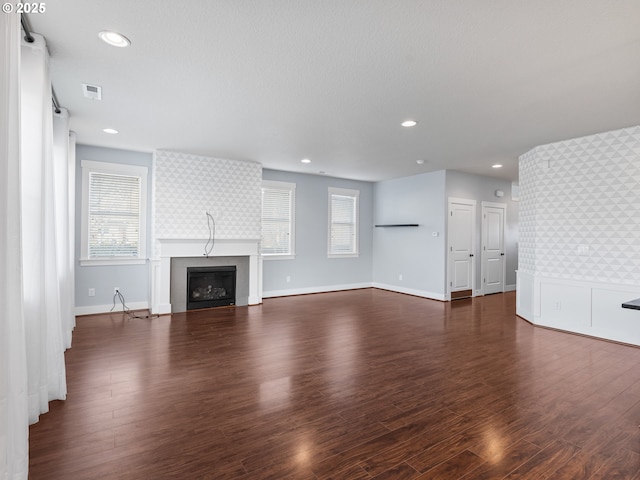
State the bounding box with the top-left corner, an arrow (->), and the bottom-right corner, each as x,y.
29,289 -> 640,479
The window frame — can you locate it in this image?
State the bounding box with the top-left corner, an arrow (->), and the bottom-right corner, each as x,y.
261,180 -> 296,260
80,160 -> 148,266
327,187 -> 359,258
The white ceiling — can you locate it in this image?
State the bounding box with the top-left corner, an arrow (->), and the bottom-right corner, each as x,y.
28,0 -> 640,182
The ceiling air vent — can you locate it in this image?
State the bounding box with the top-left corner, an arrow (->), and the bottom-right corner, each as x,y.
82,83 -> 102,100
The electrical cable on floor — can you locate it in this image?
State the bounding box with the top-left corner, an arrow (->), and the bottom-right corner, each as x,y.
110,290 -> 159,319
204,211 -> 215,257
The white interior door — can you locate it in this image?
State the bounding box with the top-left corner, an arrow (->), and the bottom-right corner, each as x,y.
482,203 -> 506,295
448,199 -> 475,298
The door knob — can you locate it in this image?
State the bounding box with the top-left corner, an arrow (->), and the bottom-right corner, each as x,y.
469,254 -> 474,257
500,253 -> 505,256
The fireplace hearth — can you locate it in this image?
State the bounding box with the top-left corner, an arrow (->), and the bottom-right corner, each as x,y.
186,266 -> 236,310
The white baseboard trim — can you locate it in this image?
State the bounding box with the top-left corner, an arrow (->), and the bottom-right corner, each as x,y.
476,284 -> 517,297
75,301 -> 150,317
262,282 -> 373,298
372,283 -> 447,301
77,283 -> 511,314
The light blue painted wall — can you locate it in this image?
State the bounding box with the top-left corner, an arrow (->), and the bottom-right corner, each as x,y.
75,145 -> 153,308
73,144 -> 518,309
372,170 -> 447,297
261,169 -> 373,294
445,170 -> 519,288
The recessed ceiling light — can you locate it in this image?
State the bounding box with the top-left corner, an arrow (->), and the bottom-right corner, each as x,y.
98,31 -> 131,48
401,120 -> 418,127
301,158 -> 311,164
416,159 -> 425,165
492,164 -> 503,168
103,128 -> 118,134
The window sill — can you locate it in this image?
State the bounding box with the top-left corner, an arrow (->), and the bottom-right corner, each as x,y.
327,253 -> 359,259
80,258 -> 148,267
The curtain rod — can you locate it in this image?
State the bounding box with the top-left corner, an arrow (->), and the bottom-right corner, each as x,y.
21,13 -> 34,43
21,13 -> 62,114
52,88 -> 62,114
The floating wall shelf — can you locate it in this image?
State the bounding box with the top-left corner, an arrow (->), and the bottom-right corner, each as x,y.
374,224 -> 419,227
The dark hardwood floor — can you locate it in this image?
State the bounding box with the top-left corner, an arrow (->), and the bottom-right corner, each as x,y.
29,289 -> 640,479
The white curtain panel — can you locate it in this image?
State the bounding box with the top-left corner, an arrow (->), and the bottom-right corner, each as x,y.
20,34 -> 68,423
53,110 -> 75,348
66,131 -> 77,345
0,11 -> 29,480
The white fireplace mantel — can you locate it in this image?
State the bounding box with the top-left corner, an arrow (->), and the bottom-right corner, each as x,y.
151,237 -> 262,314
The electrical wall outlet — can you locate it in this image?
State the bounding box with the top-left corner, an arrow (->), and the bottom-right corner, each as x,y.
114,287 -> 120,295
399,274 -> 403,281
286,276 -> 291,283
88,288 -> 95,297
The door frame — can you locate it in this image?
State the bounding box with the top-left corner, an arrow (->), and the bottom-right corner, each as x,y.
447,197 -> 476,301
480,201 -> 507,296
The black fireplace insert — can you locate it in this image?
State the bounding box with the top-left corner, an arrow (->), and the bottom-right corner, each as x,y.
186,266 -> 236,310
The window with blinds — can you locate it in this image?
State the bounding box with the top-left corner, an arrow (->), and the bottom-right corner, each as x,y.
328,187 -> 359,257
81,160 -> 148,265
89,173 -> 141,257
261,180 -> 295,258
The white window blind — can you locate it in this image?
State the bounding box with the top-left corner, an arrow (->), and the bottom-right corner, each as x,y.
329,188 -> 359,256
80,160 -> 148,265
88,172 -> 141,257
261,181 -> 295,257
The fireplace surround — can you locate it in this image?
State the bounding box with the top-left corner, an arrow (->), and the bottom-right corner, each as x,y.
151,238 -> 261,314
170,256 -> 249,312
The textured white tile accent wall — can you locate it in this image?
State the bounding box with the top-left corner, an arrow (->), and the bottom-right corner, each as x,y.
153,150 -> 262,248
519,126 -> 640,284
518,150 -> 537,274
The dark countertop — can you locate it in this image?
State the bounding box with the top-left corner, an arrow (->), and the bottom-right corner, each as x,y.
622,298 -> 640,310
